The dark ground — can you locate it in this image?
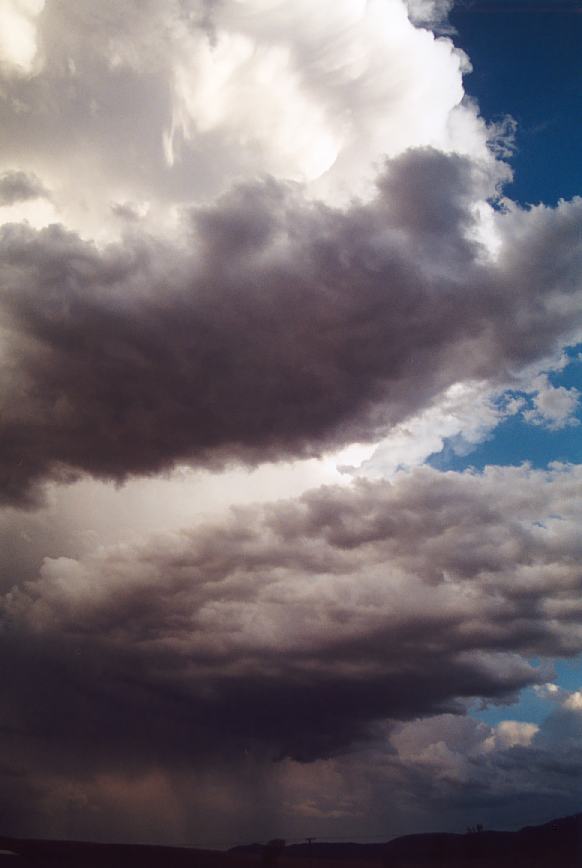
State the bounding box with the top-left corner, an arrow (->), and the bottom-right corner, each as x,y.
1,811 -> 581,867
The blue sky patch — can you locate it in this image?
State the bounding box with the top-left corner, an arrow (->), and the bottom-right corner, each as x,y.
428,346 -> 582,472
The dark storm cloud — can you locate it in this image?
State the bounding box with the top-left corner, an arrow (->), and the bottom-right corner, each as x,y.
0,170 -> 48,205
1,149 -> 582,505
3,464 -> 581,770
2,462 -> 582,838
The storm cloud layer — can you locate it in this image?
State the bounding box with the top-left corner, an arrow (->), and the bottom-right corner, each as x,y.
2,150 -> 582,504
3,464 -> 581,760
1,463 -> 582,838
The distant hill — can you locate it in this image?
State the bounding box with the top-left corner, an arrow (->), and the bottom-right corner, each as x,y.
1,811 -> 581,867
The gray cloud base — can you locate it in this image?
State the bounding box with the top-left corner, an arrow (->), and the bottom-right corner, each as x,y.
2,464 -> 581,764
0,170 -> 48,206
1,463 -> 582,838
1,149 -> 582,504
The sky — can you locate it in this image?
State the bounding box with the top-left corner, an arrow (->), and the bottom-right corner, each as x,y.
0,0 -> 582,850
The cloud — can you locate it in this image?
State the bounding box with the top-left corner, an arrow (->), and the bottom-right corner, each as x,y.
6,702 -> 582,847
0,0 -> 487,238
347,381 -> 519,478
382,685 -> 582,828
523,375 -> 580,430
406,0 -> 454,28
562,691 -> 582,711
3,463 -> 582,766
164,0 -> 480,196
1,150 -> 581,504
2,1 -> 580,505
2,462 -> 582,839
0,0 -> 45,78
0,169 -> 48,205
1,0 -> 582,847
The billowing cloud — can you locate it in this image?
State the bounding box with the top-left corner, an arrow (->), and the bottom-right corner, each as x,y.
1,151 -> 582,505
1,0 -> 579,505
0,0 -> 487,237
2,462 -> 582,839
381,685 -> 582,829
3,463 -> 581,760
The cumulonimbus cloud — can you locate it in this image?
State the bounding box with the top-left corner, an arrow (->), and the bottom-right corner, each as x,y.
2,0 -> 582,849
1,149 -> 581,505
